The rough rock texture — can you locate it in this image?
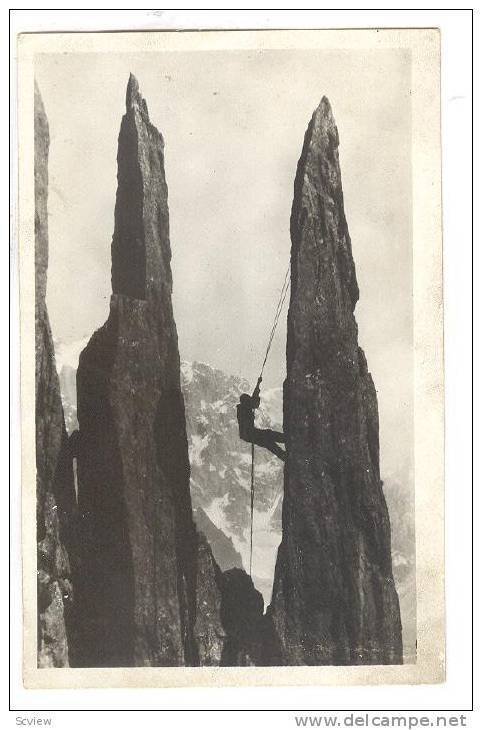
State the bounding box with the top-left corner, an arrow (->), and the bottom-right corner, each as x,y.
220,569 -> 265,666
76,75 -> 205,667
193,532 -> 226,665
35,82 -> 77,667
269,98 -> 403,665
74,75 -> 261,669
55,348 -> 416,659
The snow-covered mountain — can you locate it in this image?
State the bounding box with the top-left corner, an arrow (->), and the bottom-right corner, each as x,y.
52,339 -> 415,660
181,360 -> 284,600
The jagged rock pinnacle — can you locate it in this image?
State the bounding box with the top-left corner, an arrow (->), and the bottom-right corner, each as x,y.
75,78 -> 227,668
111,74 -> 165,300
298,96 -> 338,155
316,95 -> 334,117
268,99 -> 402,666
126,73 -> 139,105
125,72 -> 149,119
291,94 -> 358,314
312,95 -> 335,127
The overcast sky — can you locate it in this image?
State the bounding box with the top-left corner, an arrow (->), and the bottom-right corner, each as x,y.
35,48 -> 412,480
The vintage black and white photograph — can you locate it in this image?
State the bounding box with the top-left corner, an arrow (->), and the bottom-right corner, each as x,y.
18,28 -> 444,687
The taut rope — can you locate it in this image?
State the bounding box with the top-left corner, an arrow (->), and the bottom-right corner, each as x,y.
249,262 -> 291,578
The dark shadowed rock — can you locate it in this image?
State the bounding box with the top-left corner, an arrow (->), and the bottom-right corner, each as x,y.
194,532 -> 226,665
75,75 -> 249,668
76,75 -> 200,667
35,82 -> 77,667
268,98 -> 403,665
220,569 -> 264,666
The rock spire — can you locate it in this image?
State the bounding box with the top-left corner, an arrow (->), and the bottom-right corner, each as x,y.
76,75 -> 200,666
268,98 -> 403,665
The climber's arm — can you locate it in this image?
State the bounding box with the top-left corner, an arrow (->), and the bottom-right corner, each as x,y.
251,376 -> 262,409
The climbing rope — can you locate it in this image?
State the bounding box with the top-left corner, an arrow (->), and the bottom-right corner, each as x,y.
258,262 -> 291,381
249,262 -> 291,579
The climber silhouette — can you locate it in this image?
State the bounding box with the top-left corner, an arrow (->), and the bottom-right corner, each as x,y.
236,378 -> 286,461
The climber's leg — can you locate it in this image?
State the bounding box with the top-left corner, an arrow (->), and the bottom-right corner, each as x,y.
265,441 -> 286,462
263,429 -> 285,444
252,428 -> 286,462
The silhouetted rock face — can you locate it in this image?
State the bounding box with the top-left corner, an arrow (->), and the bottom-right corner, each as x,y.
76,75 -> 200,667
35,83 -> 77,667
220,569 -> 265,666
269,98 -> 403,665
194,533 -> 225,665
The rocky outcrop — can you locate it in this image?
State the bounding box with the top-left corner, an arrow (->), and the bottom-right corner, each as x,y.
220,569 -> 265,666
268,98 -> 403,665
35,82 -> 77,667
193,543 -> 268,667
76,75 -> 202,666
75,75 -> 261,668
193,532 -> 225,665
